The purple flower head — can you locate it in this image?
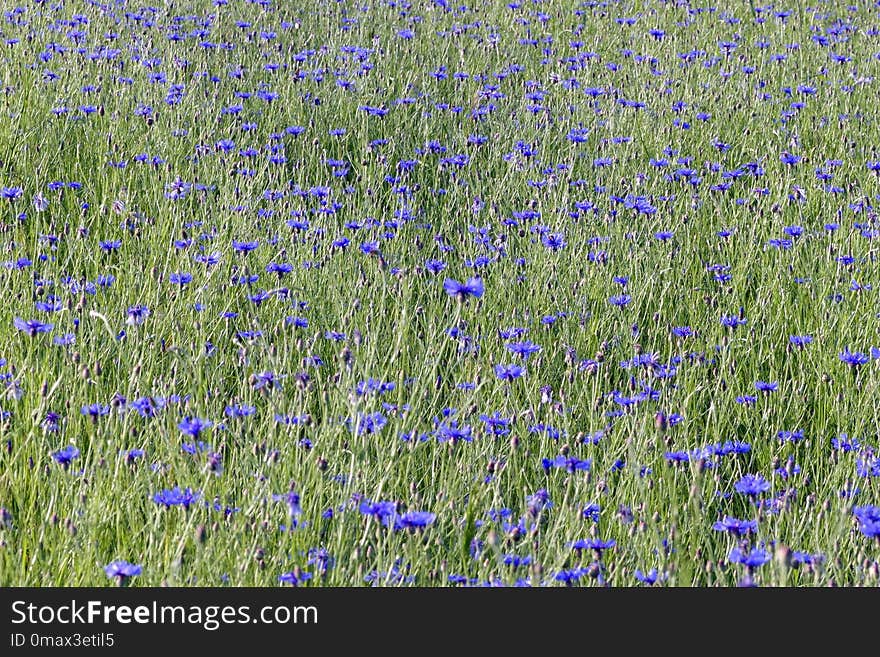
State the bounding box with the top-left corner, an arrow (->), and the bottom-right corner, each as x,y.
571,538 -> 616,554
853,506 -> 880,539
81,403 -> 110,418
444,276 -> 484,300
729,547 -> 770,569
634,569 -> 661,585
712,516 -> 758,536
152,486 -> 200,509
734,474 -> 771,496
104,561 -> 142,579
505,340 -> 542,360
542,455 -> 592,473
278,571 -> 312,586
526,489 -> 552,516
494,363 -> 525,381
359,499 -> 397,520
52,445 -> 80,466
253,371 -> 281,391
13,317 -> 54,336
839,347 -> 870,368
542,232 -> 566,251
178,417 -> 212,439
391,511 -> 437,531
126,305 -> 150,325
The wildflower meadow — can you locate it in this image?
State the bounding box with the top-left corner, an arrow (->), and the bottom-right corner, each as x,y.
1,0 -> 879,588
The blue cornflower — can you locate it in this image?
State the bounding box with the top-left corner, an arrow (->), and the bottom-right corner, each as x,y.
81,403 -> 110,419
393,511 -> 437,531
542,455 -> 592,473
52,445 -> 80,467
424,259 -> 446,275
853,506 -> 880,538
232,240 -> 259,253
729,547 -> 770,569
351,412 -> 387,436
542,232 -> 566,251
278,571 -> 312,586
104,561 -> 142,580
554,568 -> 589,585
839,347 -> 869,368
444,277 -> 484,300
634,569 -> 660,585
253,371 -> 281,390
734,474 -> 771,496
1,186 -> 23,201
494,364 -> 525,381
307,548 -> 336,576
152,487 -> 200,509
777,429 -> 805,443
582,503 -> 601,522
791,552 -> 825,566
124,448 -> 145,463
178,417 -> 212,439
359,500 -> 397,521
712,516 -> 758,536
571,538 -> 616,554
505,340 -> 542,359
13,317 -> 54,336
526,489 -> 552,516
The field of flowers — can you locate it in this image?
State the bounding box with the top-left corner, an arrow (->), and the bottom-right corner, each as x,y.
0,0 -> 879,587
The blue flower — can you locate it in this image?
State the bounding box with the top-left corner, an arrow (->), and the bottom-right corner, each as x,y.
52,445 -> 80,466
152,487 -> 200,509
728,547 -> 770,569
104,561 -> 142,579
634,569 -> 660,585
178,417 -> 212,439
712,516 -> 757,536
81,403 -> 110,419
571,538 -> 616,554
443,276 -> 484,300
278,571 -> 312,586
582,503 -> 601,522
526,489 -> 552,516
542,455 -> 592,473
542,232 -> 566,251
734,474 -> 771,496
853,506 -> 880,538
839,347 -> 869,367
494,363 -> 525,381
505,340 -> 542,359
13,317 -> 54,336
393,511 -> 437,530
